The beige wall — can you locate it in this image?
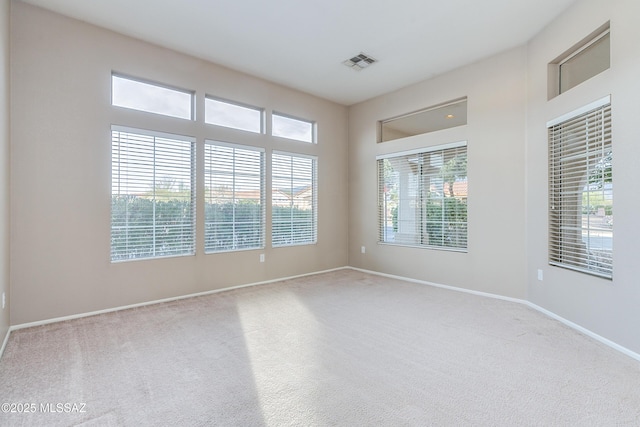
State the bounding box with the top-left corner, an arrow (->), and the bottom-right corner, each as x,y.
526,0 -> 640,354
0,0 -> 9,341
348,47 -> 528,299
349,0 -> 640,355
8,0 -> 640,356
10,2 -> 349,325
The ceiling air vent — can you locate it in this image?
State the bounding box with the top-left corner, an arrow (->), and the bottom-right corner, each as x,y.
343,53 -> 377,71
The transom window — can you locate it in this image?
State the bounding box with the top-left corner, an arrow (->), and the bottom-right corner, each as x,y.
111,74 -> 194,120
205,97 -> 263,133
379,98 -> 467,143
378,142 -> 468,250
272,113 -> 315,143
548,23 -> 610,99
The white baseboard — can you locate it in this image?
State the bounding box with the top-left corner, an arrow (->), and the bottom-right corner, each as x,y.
522,301 -> 640,362
9,266 -> 349,332
0,327 -> 9,359
5,265 -> 640,364
349,266 -> 640,363
348,267 -> 527,305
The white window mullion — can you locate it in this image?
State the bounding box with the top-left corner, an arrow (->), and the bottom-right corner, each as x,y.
232,154 -> 237,249
152,140 -> 157,257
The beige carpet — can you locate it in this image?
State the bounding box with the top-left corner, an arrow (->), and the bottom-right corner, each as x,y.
1,269 -> 639,426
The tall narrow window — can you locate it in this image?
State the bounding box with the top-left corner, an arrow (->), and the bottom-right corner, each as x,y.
378,142 -> 467,250
111,127 -> 195,261
111,74 -> 194,120
548,97 -> 612,278
204,142 -> 265,253
272,152 -> 317,246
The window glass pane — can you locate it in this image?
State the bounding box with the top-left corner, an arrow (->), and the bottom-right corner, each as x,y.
548,102 -> 612,278
378,143 -> 467,250
380,99 -> 467,143
205,98 -> 263,133
272,113 -> 314,143
272,153 -> 317,246
111,127 -> 195,261
112,75 -> 193,120
205,142 -> 265,253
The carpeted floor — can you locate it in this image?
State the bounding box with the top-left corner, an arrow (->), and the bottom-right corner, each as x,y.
1,269 -> 639,426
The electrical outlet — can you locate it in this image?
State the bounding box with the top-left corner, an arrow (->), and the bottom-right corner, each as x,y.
259,254 -> 265,263
361,246 -> 366,254
537,269 -> 544,281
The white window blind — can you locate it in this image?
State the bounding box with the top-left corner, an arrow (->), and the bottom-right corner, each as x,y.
378,142 -> 467,250
548,100 -> 612,278
272,152 -> 317,246
111,127 -> 195,261
204,142 -> 265,253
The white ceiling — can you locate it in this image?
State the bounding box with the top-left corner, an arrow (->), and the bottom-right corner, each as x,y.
21,0 -> 578,106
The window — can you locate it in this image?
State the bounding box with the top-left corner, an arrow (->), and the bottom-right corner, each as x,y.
378,142 -> 467,250
204,142 -> 265,253
272,152 -> 317,246
548,97 -> 612,279
379,98 -> 467,143
205,97 -> 263,133
112,74 -> 194,120
548,24 -> 610,99
111,127 -> 195,261
272,113 -> 315,143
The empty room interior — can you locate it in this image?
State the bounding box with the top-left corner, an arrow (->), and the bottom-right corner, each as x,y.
1,0 -> 640,425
